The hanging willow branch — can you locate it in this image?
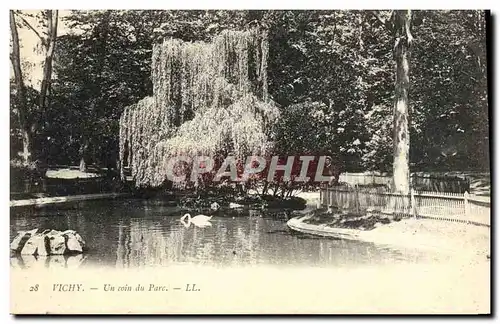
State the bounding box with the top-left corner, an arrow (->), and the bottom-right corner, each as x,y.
119,29 -> 278,188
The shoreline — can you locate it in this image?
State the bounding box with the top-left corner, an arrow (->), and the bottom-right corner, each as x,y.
291,192 -> 490,259
9,192 -> 130,208
287,214 -> 490,260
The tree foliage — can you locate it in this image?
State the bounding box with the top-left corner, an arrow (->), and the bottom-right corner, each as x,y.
119,29 -> 278,187
10,10 -> 489,187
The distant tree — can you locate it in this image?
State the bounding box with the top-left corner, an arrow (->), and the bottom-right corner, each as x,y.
53,10 -> 164,170
410,10 -> 488,171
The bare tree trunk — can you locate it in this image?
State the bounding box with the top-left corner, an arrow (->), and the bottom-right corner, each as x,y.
79,141 -> 88,172
20,130 -> 32,164
392,10 -> 413,195
39,10 -> 58,113
10,10 -> 33,165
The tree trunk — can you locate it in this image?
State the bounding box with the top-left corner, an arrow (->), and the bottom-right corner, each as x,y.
21,129 -> 32,165
39,10 -> 58,113
392,10 -> 413,195
388,10 -> 413,220
10,10 -> 33,165
79,141 -> 88,172
79,157 -> 87,173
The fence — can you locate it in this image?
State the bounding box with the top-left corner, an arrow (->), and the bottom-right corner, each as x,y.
319,185 -> 490,226
339,172 -> 392,187
338,172 -> 470,193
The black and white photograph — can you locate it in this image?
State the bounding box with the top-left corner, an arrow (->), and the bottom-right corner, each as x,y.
8,8 -> 490,314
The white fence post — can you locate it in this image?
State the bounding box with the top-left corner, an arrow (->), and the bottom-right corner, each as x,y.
464,191 -> 470,223
355,185 -> 360,214
326,185 -> 332,212
318,188 -> 322,209
411,188 -> 416,219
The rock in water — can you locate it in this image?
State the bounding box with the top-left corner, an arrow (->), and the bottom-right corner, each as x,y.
62,230 -> 86,248
21,234 -> 49,256
20,235 -> 39,255
11,229 -> 86,256
10,231 -> 28,252
74,233 -> 86,248
47,233 -> 67,255
65,233 -> 83,253
10,228 -> 38,252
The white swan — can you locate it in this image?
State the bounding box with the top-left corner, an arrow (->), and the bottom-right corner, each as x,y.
180,213 -> 213,228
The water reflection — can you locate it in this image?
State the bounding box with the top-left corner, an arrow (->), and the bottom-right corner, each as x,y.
10,199 -> 449,269
10,254 -> 86,270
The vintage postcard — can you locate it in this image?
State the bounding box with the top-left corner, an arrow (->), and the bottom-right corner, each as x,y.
9,9 -> 490,314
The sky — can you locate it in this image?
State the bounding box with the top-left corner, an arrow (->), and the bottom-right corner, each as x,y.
12,10 -> 72,89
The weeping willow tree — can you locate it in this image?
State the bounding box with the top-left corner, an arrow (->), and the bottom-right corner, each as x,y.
119,29 -> 279,187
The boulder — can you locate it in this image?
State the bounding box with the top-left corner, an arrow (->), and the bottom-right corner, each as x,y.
11,229 -> 86,256
10,232 -> 28,252
61,230 -> 85,247
10,228 -> 38,252
74,233 -> 86,247
47,233 -> 67,255
64,233 -> 83,253
21,234 -> 49,256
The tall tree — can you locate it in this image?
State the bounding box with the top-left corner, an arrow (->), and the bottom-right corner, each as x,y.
392,10 -> 413,194
368,10 -> 413,193
10,10 -> 59,164
10,10 -> 32,164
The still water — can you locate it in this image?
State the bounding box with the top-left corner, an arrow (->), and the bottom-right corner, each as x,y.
10,199 -> 449,269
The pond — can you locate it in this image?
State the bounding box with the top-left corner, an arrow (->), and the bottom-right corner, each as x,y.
10,199 -> 451,270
